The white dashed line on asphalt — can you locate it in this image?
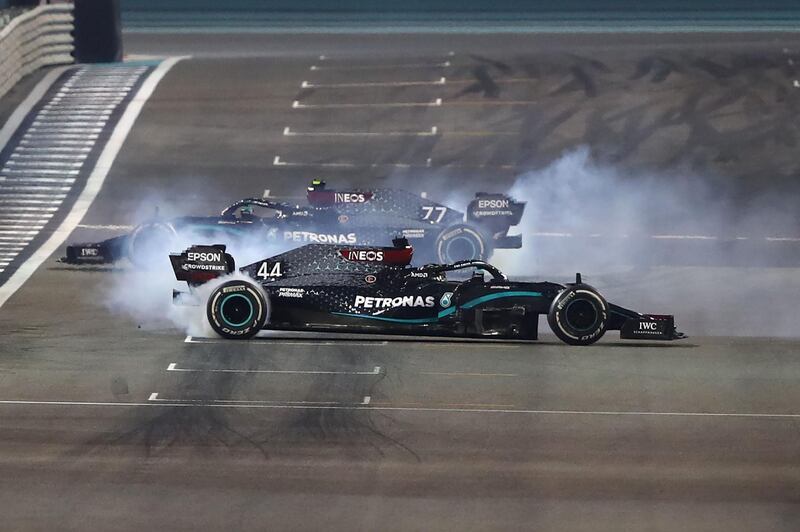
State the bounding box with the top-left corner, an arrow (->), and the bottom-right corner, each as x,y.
420,371 -> 519,378
271,156 -> 517,170
440,99 -> 541,106
166,362 -> 382,375
309,61 -> 450,71
272,156 -> 425,169
765,236 -> 800,242
292,98 -> 441,109
184,335 -> 389,346
147,394 -> 369,407
300,77 -> 446,88
283,126 -> 437,137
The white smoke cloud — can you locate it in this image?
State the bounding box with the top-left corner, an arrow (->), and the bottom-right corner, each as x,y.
492,148 -> 800,337
102,197 -> 291,336
101,155 -> 800,339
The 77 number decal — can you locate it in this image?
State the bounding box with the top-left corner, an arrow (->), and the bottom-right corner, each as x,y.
421,205 -> 447,223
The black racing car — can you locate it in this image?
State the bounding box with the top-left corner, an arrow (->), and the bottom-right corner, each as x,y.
169,238 -> 684,346
62,180 -> 525,267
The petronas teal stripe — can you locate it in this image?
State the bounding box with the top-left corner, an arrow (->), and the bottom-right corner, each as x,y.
332,290 -> 542,324
460,291 -> 542,308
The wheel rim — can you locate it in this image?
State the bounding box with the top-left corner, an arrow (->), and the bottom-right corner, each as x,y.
444,235 -> 478,262
220,293 -> 254,327
564,298 -> 599,331
131,225 -> 173,265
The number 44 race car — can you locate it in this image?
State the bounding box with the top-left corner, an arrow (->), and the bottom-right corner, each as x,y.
169,237 -> 685,346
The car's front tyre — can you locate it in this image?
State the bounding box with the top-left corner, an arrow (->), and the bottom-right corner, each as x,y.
207,280 -> 269,339
547,285 -> 608,346
127,222 -> 176,269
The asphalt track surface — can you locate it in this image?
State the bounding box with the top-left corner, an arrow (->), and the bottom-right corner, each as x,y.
1,32 -> 800,531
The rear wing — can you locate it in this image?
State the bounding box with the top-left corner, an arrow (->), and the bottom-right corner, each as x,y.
467,193 -> 526,249
169,244 -> 234,286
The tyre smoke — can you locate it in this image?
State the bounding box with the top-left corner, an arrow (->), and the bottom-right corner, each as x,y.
492,148 -> 800,337
100,153 -> 800,338
101,203 -> 291,336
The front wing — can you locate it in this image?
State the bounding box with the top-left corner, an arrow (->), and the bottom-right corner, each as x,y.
608,303 -> 686,341
60,235 -> 129,265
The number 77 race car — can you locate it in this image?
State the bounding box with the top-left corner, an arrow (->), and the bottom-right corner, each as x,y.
169,237 -> 685,346
62,180 -> 525,268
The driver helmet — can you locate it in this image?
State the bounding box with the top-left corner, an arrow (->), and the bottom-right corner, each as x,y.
239,204 -> 255,221
307,179 -> 326,192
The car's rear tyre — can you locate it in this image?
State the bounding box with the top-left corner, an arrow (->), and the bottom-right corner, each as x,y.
127,223 -> 176,269
435,224 -> 492,264
547,285 -> 608,346
207,280 -> 269,340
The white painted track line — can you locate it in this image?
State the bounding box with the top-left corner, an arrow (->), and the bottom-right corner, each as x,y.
0,67 -> 73,150
76,223 -> 134,230
420,371 -> 519,378
1,399 -> 800,420
766,236 -> 800,242
292,98 -> 441,109
184,334 -> 390,346
435,130 -> 517,136
283,126 -> 514,138
309,61 -> 450,71
11,153 -> 89,160
272,155 -> 428,169
441,99 -> 544,106
0,198 -> 66,204
0,214 -> 53,220
18,141 -> 95,148
0,177 -> 76,184
301,77 -> 446,88
0,224 -> 47,230
2,205 -> 59,211
166,362 -> 382,375
0,56 -> 189,309
374,401 -> 518,408
5,160 -> 85,168
21,134 -> 99,141
149,395 -> 371,406
3,167 -> 80,175
271,156 -> 516,170
284,126 -> 437,137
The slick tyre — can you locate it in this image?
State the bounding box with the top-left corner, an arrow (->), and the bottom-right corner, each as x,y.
435,224 -> 492,263
207,280 -> 269,340
127,223 -> 176,269
547,285 -> 608,346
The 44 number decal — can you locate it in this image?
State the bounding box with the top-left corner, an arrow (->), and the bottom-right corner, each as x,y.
257,261 -> 282,279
